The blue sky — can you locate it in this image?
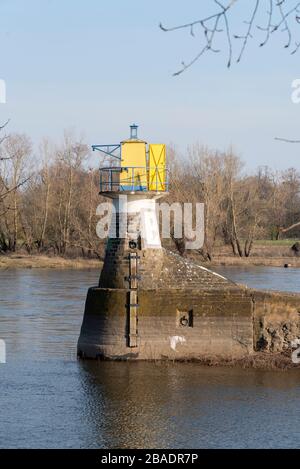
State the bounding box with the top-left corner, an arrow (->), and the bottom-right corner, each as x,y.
0,0 -> 300,171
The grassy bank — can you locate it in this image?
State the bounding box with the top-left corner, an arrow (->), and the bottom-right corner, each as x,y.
177,352 -> 300,370
90,352 -> 300,370
1,240 -> 300,269
204,240 -> 300,267
209,256 -> 300,267
0,254 -> 102,269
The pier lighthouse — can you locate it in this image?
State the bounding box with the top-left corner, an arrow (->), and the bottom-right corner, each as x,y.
96,124 -> 167,295
78,125 -> 254,361
93,124 -> 168,348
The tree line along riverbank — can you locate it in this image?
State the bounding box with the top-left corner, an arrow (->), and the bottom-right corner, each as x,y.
0,254 -> 101,269
2,125 -> 300,260
1,241 -> 300,269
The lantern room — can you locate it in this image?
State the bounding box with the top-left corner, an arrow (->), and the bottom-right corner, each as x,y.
92,125 -> 168,194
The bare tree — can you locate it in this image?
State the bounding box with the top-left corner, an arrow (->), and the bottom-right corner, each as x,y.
0,134 -> 32,251
160,0 -> 300,75
22,139 -> 54,252
38,140 -> 52,251
187,145 -> 228,259
0,120 -> 10,151
1,129 -> 300,259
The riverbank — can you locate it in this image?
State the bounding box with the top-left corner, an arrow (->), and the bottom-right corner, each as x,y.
1,252 -> 300,269
182,352 -> 300,370
196,242 -> 300,268
88,352 -> 300,370
209,256 -> 300,267
0,254 -> 101,269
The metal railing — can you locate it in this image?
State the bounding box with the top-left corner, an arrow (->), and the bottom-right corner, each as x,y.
99,166 -> 169,193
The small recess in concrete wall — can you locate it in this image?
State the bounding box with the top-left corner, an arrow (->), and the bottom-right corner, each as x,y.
177,309 -> 194,328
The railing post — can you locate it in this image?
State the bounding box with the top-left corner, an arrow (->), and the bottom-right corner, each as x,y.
109,169 -> 112,191
132,167 -> 134,191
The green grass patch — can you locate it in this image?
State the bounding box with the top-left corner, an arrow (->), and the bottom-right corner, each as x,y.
254,239 -> 299,246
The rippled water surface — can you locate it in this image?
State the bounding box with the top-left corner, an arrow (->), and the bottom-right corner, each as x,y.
0,266 -> 300,449
214,264 -> 300,293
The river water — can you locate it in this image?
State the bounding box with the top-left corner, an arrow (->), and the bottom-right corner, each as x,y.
0,266 -> 300,449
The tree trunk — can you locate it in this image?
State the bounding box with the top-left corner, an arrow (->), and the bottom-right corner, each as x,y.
38,168 -> 51,251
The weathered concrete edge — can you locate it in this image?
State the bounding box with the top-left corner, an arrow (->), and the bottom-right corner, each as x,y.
78,285 -> 300,367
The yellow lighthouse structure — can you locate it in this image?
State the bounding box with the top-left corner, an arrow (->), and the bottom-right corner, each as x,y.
96,124 -> 167,193
94,124 -> 168,278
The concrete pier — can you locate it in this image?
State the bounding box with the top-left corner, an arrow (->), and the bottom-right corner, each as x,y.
78,246 -> 254,360
78,125 -> 300,362
78,247 -> 300,360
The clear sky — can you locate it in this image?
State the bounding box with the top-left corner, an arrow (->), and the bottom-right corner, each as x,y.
0,0 -> 300,171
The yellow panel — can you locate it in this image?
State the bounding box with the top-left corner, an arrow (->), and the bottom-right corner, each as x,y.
120,142 -> 147,190
148,144 -> 166,191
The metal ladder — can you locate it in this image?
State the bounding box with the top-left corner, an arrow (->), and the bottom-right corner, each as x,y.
127,252 -> 140,347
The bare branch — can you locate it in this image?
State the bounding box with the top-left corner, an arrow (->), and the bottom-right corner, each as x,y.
0,176 -> 32,201
0,120 -> 10,159
160,0 -> 300,74
280,220 -> 300,233
235,0 -> 260,63
257,0 -> 273,47
0,119 -> 10,132
275,137 -> 300,143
